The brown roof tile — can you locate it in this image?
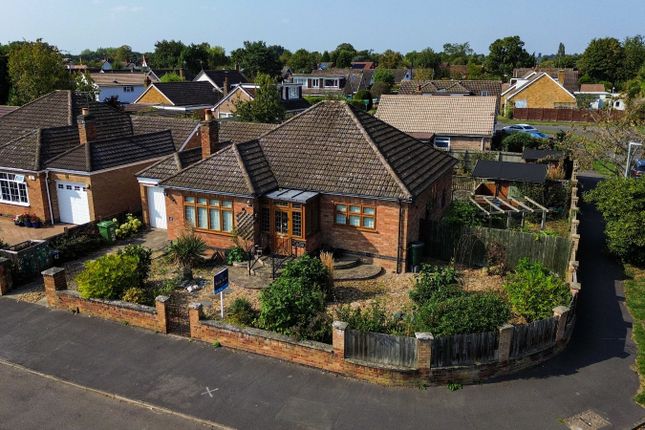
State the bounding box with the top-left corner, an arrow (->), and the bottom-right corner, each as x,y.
130,115 -> 199,150
399,80 -> 502,96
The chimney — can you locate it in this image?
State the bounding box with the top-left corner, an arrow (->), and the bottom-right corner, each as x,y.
557,69 -> 566,85
200,109 -> 220,159
77,107 -> 96,144
223,76 -> 230,95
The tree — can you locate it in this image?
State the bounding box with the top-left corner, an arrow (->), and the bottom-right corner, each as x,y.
180,43 -> 210,75
334,50 -> 354,68
320,50 -> 331,63
8,40 -> 72,105
442,42 -> 474,65
623,35 -> 645,81
0,45 -> 9,104
555,42 -> 566,67
113,44 -> 133,64
75,72 -> 97,100
373,67 -> 395,85
578,37 -> 625,85
230,41 -> 283,79
288,49 -> 317,73
485,36 -> 535,79
405,48 -> 441,71
234,73 -> 285,123
160,72 -> 184,82
207,45 -> 228,69
378,49 -> 403,69
152,39 -> 186,68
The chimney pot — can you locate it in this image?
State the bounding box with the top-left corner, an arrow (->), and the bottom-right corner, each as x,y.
81,107 -> 90,117
204,109 -> 213,121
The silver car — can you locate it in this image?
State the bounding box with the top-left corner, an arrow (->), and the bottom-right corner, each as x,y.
502,124 -> 538,134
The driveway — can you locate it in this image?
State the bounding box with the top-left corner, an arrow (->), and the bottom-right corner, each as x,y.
0,217 -> 72,246
0,175 -> 642,429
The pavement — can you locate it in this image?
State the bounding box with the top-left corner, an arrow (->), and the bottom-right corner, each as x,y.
0,174 -> 643,429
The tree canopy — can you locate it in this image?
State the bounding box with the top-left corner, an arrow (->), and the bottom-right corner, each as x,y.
230,41 -> 283,79
579,37 -> 626,85
485,36 -> 535,79
234,73 -> 285,123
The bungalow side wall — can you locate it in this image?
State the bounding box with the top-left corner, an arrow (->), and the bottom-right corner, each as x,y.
0,172 -> 51,223
505,76 -> 576,110
212,91 -> 252,118
449,136 -> 491,151
90,163 -> 157,220
48,172 -> 92,222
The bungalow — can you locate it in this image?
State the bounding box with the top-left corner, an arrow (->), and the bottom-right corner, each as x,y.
211,83 -> 309,119
512,68 -> 580,93
133,81 -> 222,113
290,68 -> 369,97
156,102 -> 457,272
89,71 -> 160,104
399,80 -> 502,97
502,71 -> 577,112
193,70 -> 249,94
375,95 -> 497,151
0,91 -> 187,225
574,84 -> 626,111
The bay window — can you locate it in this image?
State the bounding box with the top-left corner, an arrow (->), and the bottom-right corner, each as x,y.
184,196 -> 234,233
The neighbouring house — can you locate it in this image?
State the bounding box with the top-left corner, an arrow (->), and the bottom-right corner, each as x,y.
133,81 -> 222,113
574,84 -> 626,111
211,83 -> 310,119
501,72 -> 577,112
156,102 -> 456,272
193,70 -> 249,94
351,62 -> 376,70
512,67 -> 580,93
399,80 -> 502,98
0,90 -> 188,225
290,68 -> 370,97
136,118 -> 276,229
89,71 -> 160,104
375,95 -> 497,151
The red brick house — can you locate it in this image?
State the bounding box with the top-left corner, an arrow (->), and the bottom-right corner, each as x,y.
158,102 -> 456,272
0,90 -> 197,225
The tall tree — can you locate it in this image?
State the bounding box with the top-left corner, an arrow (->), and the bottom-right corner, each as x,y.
152,40 -> 186,68
113,45 -> 133,64
234,73 -> 285,124
207,45 -> 228,69
230,41 -> 282,79
180,43 -> 210,74
442,42 -> 474,65
330,43 -> 356,67
0,44 -> 9,104
485,36 -> 535,79
578,37 -> 625,85
288,49 -> 317,73
555,42 -> 566,67
623,35 -> 645,81
8,40 -> 72,105
405,48 -> 441,70
378,49 -> 403,69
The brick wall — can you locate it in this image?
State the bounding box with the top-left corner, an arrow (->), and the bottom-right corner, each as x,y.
48,172 -> 92,222
0,172 -> 50,223
135,87 -> 173,105
505,75 -> 576,110
449,137 -> 491,151
212,90 -> 251,118
42,267 -> 169,333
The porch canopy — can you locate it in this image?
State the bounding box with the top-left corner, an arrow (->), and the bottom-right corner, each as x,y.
265,189 -> 319,204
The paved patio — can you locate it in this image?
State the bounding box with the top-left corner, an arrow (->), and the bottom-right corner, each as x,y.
0,217 -> 72,246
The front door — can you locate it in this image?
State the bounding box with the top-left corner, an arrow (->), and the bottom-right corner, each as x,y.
273,209 -> 291,256
146,186 -> 167,229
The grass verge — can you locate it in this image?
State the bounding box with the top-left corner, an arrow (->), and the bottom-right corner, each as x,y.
624,264 -> 645,406
592,159 -> 622,177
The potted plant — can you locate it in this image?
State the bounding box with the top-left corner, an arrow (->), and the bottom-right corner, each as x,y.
30,215 -> 42,228
22,213 -> 32,227
13,214 -> 23,226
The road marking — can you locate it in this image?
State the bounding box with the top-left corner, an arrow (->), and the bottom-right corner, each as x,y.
202,387 -> 219,398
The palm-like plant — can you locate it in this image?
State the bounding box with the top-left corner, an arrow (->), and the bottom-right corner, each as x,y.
168,231 -> 207,280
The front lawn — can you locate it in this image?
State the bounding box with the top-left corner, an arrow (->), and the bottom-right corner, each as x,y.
624,264 -> 645,406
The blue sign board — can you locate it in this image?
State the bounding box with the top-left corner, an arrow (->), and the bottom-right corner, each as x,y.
213,267 -> 229,294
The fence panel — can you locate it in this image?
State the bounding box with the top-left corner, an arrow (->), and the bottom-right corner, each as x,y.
513,108 -> 623,122
345,329 -> 417,368
431,331 -> 498,367
510,317 -> 558,358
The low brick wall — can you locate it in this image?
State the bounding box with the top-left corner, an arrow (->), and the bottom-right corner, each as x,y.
42,267 -> 169,333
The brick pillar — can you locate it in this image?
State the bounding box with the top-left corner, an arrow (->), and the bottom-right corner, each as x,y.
0,257 -> 13,296
155,295 -> 170,334
332,321 -> 348,357
188,303 -> 203,338
415,332 -> 433,373
553,306 -> 570,343
41,267 -> 67,307
498,323 -> 514,362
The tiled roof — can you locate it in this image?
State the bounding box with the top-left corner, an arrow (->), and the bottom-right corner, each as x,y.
130,115 -> 199,150
513,68 -> 579,92
200,70 -> 248,89
473,160 -> 547,184
219,121 -> 275,144
375,95 -> 497,138
0,106 -> 18,118
162,101 -> 456,201
399,80 -> 502,96
90,72 -> 155,86
579,84 -> 606,93
46,130 -> 176,172
144,82 -> 221,106
136,147 -> 202,181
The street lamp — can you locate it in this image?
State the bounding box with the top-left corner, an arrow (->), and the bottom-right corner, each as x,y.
625,141 -> 643,177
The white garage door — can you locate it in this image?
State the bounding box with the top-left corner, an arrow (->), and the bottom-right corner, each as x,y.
56,181 -> 91,225
147,186 -> 167,229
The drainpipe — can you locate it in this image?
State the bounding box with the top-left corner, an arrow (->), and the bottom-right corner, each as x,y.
396,199 -> 404,274
45,171 -> 54,225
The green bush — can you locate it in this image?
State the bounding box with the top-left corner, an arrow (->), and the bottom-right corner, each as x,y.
117,245 -> 152,287
412,292 -> 511,336
227,298 -> 258,326
226,246 -> 246,265
502,133 -> 544,152
440,200 -> 484,229
114,214 -> 143,239
335,301 -> 397,333
409,264 -> 461,306
167,231 -> 207,280
76,253 -> 139,300
352,89 -> 373,110
51,232 -> 103,262
121,287 -> 147,305
280,255 -> 331,297
504,258 -> 571,321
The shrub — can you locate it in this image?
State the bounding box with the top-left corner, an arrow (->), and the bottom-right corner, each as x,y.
121,287 -> 147,305
485,241 -> 508,275
409,264 -> 461,306
167,231 -> 207,280
114,214 -> 143,239
352,89 -> 373,110
226,246 -> 246,265
76,253 -> 139,300
50,232 -> 103,262
502,133 -> 544,152
117,245 -> 152,287
440,200 -> 484,229
334,301 -> 397,334
412,292 -> 511,336
227,298 -> 258,326
504,258 -> 572,322
280,255 -> 331,298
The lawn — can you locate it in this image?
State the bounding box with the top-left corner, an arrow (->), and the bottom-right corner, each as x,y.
592,159 -> 622,177
624,264 -> 645,406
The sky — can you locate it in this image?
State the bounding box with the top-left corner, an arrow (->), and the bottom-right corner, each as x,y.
1,0 -> 643,56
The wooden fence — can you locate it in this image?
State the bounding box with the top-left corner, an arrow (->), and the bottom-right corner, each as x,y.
344,329 -> 417,368
513,108 -> 623,122
425,225 -> 572,276
449,149 -> 524,173
509,317 -> 558,358
431,330 -> 498,367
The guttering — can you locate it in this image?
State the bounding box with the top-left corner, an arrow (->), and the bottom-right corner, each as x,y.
45,170 -> 54,225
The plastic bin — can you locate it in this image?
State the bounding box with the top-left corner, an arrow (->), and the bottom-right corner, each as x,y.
409,241 -> 425,270
97,220 -> 117,244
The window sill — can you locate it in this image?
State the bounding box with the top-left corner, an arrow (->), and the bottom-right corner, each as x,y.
0,200 -> 30,207
333,224 -> 377,233
193,227 -> 234,237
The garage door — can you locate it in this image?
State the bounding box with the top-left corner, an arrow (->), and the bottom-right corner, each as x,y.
56,181 -> 91,225
147,186 -> 167,229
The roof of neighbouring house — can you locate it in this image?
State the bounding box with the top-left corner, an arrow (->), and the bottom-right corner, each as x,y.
578,83 -> 607,93
503,72 -> 576,101
46,130 -> 176,172
90,71 -> 156,87
399,80 -> 503,96
472,160 -> 547,183
130,115 -> 199,150
513,67 -> 580,93
136,146 -> 203,180
522,149 -> 566,161
0,105 -> 18,118
196,70 -> 249,89
375,95 -> 497,138
218,121 -> 276,144
161,101 -> 457,201
137,82 -> 221,106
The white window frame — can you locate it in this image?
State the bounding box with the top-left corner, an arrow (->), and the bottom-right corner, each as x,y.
309,78 -> 319,87
323,78 -> 338,88
0,172 -> 29,206
288,86 -> 299,99
294,77 -> 307,85
433,136 -> 451,151
123,86 -> 134,92
514,99 -> 528,108
480,90 -> 490,96
218,112 -> 234,119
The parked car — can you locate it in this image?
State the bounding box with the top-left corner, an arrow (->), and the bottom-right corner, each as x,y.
502,124 -> 538,134
631,159 -> 645,177
528,131 -> 550,140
